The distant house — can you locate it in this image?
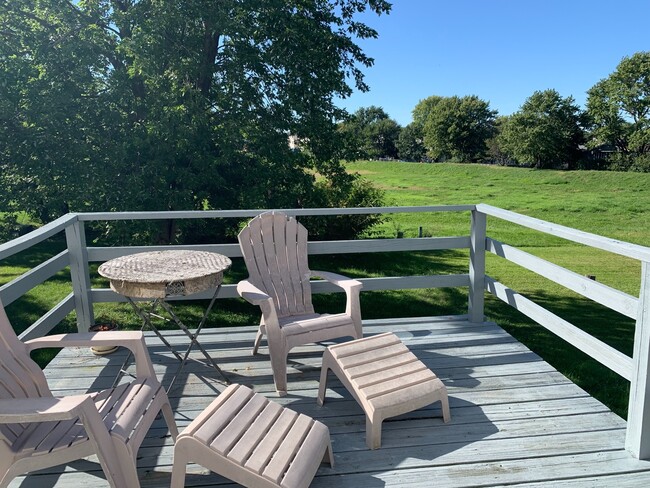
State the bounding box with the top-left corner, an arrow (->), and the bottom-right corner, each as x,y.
581,144 -> 618,160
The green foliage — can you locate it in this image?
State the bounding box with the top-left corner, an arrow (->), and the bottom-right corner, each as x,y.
586,51 -> 650,156
0,0 -> 391,242
413,95 -> 497,162
338,105 -> 401,160
396,123 -> 426,162
608,152 -> 650,173
302,173 -> 386,240
498,89 -> 585,168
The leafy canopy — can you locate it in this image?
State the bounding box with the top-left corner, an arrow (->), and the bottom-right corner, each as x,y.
0,0 -> 390,242
498,89 -> 585,169
586,51 -> 650,155
413,95 -> 496,163
338,105 -> 401,160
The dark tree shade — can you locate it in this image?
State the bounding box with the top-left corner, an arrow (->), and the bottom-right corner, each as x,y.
413,95 -> 496,163
338,105 -> 401,160
0,0 -> 390,242
587,51 -> 650,156
498,90 -> 585,169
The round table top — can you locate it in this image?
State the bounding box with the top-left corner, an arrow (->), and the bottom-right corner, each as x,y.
98,250 -> 232,299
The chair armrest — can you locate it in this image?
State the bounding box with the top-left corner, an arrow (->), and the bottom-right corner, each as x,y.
25,331 -> 144,351
310,270 -> 363,292
0,395 -> 92,423
237,280 -> 273,306
311,270 -> 363,336
25,331 -> 156,379
237,280 -> 280,330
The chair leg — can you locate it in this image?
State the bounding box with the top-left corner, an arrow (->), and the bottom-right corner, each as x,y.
252,327 -> 264,355
323,438 -> 334,468
170,448 -> 188,488
317,351 -> 332,407
112,439 -> 141,487
0,448 -> 16,488
268,349 -> 288,396
81,407 -> 128,487
161,401 -> 179,440
440,389 -> 451,423
366,412 -> 383,450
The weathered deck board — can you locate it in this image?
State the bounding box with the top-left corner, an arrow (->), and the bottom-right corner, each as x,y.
11,315 -> 649,487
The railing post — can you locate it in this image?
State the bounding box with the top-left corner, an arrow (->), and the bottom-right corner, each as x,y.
65,218 -> 94,332
627,261 -> 650,459
469,209 -> 486,323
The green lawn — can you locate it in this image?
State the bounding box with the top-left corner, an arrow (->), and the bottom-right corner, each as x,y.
2,161 -> 649,418
345,161 -> 650,418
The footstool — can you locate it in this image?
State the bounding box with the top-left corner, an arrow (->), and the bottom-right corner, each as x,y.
317,332 -> 450,449
172,384 -> 333,488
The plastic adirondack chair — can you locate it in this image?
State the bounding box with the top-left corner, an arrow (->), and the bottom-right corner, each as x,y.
0,299 -> 179,488
237,211 -> 363,396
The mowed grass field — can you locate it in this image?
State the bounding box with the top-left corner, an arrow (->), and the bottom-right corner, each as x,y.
2,161 -> 649,417
344,161 -> 650,418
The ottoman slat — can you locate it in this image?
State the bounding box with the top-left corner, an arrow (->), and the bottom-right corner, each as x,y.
355,359 -> 426,388
363,368 -> 437,400
346,352 -> 416,379
281,423 -> 332,488
336,342 -> 405,368
213,393 -> 268,454
262,415 -> 313,483
245,409 -> 298,474
228,401 -> 283,464
194,386 -> 253,444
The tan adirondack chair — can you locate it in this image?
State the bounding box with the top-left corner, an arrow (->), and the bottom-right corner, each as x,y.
0,299 -> 179,487
237,211 -> 363,396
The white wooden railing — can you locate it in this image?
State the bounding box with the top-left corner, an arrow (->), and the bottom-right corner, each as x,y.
0,205 -> 649,459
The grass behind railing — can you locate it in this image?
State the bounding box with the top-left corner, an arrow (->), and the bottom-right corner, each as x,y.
345,161 -> 649,419
1,162 -> 649,419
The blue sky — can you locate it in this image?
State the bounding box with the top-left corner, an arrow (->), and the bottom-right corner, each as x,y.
336,0 -> 650,126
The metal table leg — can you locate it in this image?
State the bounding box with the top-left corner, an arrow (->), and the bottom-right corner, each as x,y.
159,285 -> 230,392
113,287 -> 230,392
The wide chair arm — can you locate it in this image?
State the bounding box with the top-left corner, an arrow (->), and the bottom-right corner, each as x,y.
311,270 -> 363,336
237,279 -> 282,331
25,331 -> 156,379
237,280 -> 273,306
0,395 -> 93,423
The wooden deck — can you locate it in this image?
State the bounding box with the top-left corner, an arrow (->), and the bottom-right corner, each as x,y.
14,315 -> 650,487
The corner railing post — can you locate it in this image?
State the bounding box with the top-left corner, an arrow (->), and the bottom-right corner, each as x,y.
469,209 -> 486,323
65,217 -> 94,332
627,260 -> 650,459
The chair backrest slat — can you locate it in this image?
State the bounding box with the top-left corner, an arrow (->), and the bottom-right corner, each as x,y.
0,301 -> 51,400
238,212 -> 314,318
0,299 -> 53,444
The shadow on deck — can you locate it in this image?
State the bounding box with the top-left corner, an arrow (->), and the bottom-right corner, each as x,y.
16,316 -> 650,487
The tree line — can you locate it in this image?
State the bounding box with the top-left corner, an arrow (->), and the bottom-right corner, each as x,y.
339,51 -> 650,172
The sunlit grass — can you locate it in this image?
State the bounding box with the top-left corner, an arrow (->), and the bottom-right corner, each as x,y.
1,161 -> 649,418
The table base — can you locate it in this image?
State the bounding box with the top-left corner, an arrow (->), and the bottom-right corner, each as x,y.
115,285 -> 230,392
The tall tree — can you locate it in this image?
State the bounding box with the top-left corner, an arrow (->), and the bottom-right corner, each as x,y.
397,123 -> 426,162
338,105 -> 400,160
0,0 -> 390,242
586,51 -> 650,155
498,89 -> 585,169
413,95 -> 496,162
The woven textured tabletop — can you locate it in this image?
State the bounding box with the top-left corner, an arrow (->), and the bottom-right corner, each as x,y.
98,250 -> 232,299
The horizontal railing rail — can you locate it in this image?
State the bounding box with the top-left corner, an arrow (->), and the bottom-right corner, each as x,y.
0,206 -> 476,341
476,203 -> 650,459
